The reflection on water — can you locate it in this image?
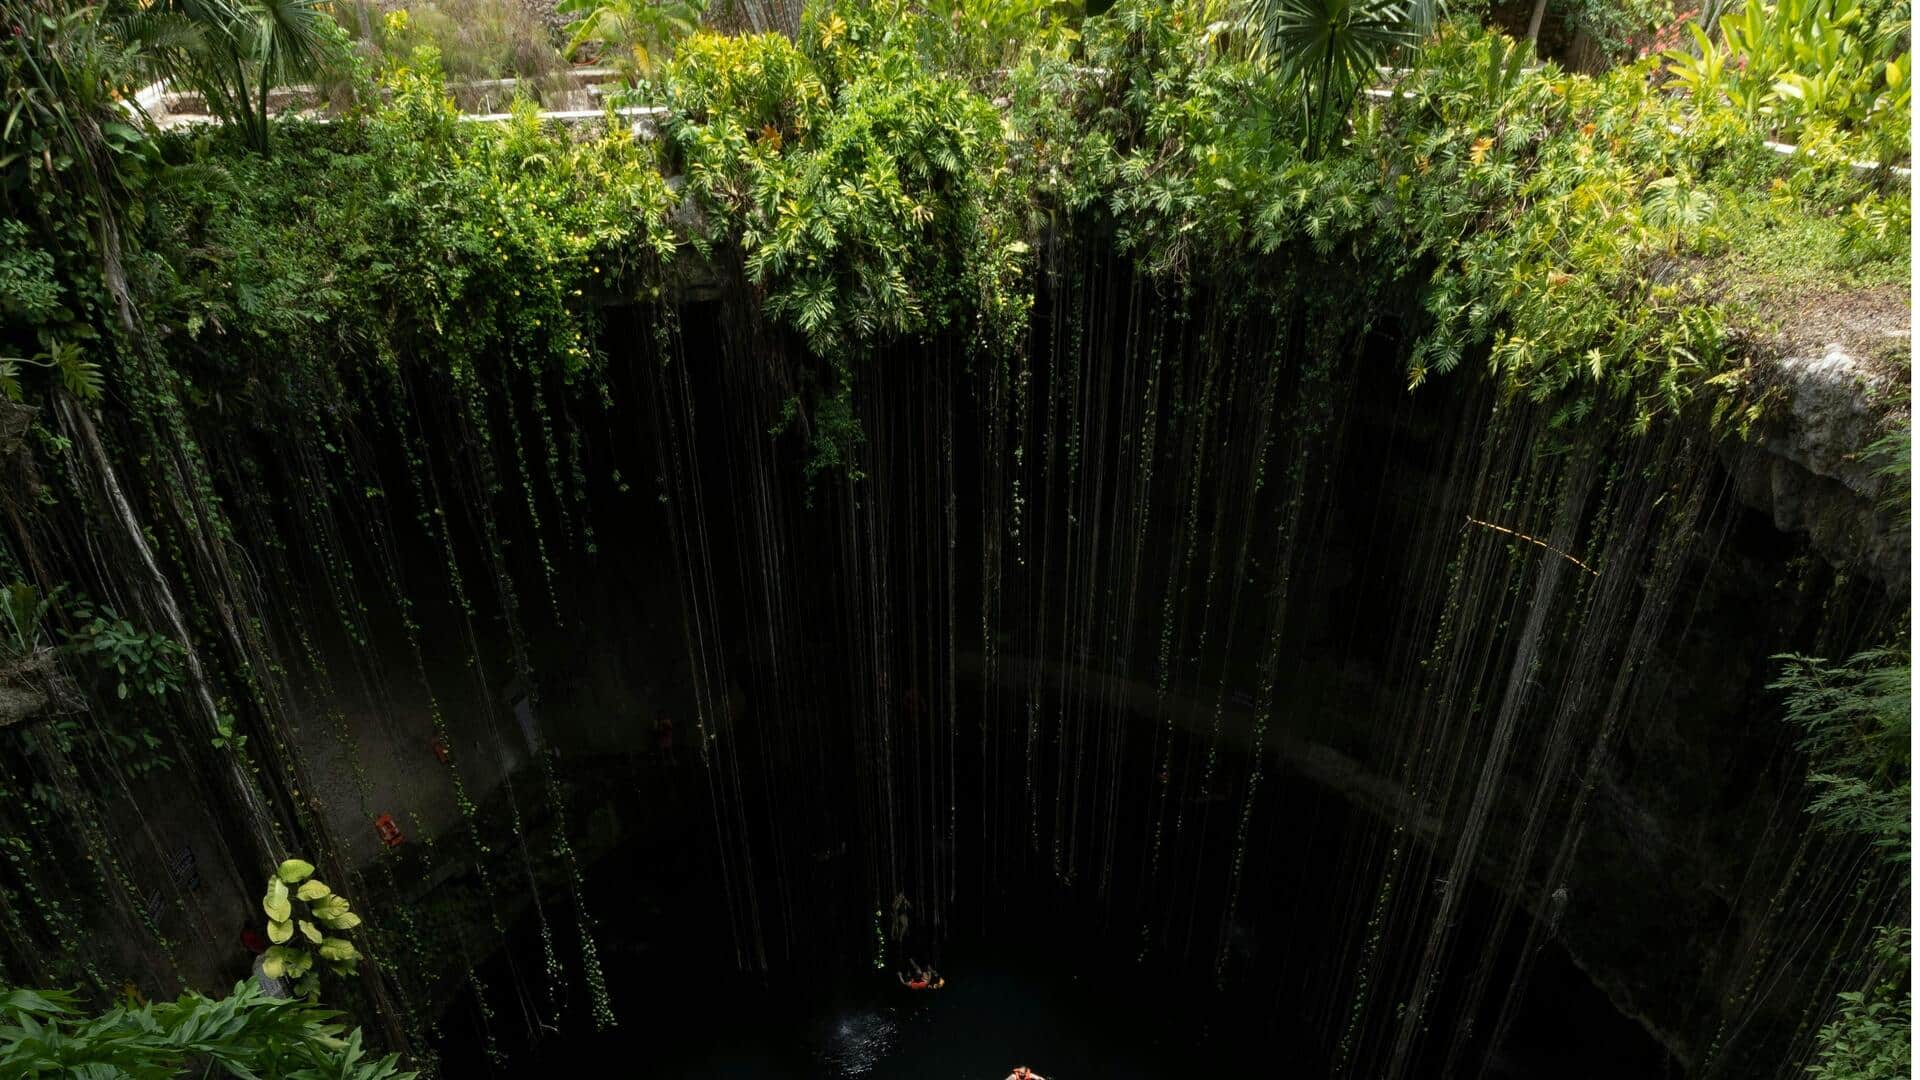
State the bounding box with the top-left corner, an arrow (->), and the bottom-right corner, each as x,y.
810,1006 -> 900,1076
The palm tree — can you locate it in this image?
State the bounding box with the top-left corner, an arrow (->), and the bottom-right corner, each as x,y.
1244,0 -> 1429,157
1523,0 -> 1548,48
161,0 -> 338,153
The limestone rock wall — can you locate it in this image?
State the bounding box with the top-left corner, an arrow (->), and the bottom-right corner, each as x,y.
1726,335 -> 1909,601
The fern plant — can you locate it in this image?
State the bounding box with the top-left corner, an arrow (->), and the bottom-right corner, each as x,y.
1866,423 -> 1910,524
1642,173 -> 1720,248
1772,647 -> 1910,862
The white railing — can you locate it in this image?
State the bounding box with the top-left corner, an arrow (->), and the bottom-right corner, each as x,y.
126,62 -> 1908,181
124,67 -> 623,129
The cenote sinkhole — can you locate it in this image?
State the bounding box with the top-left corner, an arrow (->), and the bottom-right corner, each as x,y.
0,2 -> 1909,1077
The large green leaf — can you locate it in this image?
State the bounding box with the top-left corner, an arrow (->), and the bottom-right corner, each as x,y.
289,949 -> 314,977
276,858 -> 315,884
267,945 -> 314,978
267,918 -> 292,944
0,988 -> 76,1015
262,877 -> 291,922
318,910 -> 362,931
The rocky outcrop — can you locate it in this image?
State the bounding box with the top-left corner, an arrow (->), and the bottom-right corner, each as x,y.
1725,342 -> 1909,598
0,648 -> 82,726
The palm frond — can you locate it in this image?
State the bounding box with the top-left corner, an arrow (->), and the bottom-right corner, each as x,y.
1244,0 -> 1422,154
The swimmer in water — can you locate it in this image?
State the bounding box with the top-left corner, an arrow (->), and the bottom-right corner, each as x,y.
890,891 -> 911,943
1005,1068 -> 1047,1080
896,960 -> 944,990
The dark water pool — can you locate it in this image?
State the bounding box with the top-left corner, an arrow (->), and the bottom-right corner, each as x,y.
488,929 -> 1276,1078
653,958 -> 1243,1077
446,918 -> 1670,1079
435,761 -> 1675,1078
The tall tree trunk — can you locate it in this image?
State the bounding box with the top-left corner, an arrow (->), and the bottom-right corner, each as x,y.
1525,0 -> 1549,49
56,397 -> 283,872
255,41 -> 274,155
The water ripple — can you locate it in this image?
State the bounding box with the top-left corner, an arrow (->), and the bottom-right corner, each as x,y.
809,1005 -> 900,1076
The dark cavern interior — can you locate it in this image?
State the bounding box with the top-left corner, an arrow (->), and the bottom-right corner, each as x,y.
0,0 -> 1910,1075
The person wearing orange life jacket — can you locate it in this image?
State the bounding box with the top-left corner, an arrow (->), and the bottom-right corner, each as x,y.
896,960 -> 944,990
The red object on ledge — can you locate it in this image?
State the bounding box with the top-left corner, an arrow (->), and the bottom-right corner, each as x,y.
374,813 -> 405,847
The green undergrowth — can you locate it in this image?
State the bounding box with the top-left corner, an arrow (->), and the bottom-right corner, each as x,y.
0,982 -> 415,1079
1008,0 -> 1907,433
1717,200 -> 1912,294
138,56 -> 676,416
5,0 -> 1910,453
108,4 -> 1036,460
1690,195 -> 1910,382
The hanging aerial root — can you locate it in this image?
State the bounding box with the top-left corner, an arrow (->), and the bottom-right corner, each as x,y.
1463,515 -> 1600,577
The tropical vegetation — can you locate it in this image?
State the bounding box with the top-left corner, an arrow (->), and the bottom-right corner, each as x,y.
0,982 -> 413,1078
1664,0 -> 1910,165
1773,644 -> 1912,1080
1769,423 -> 1909,1080
0,0 -> 1908,1071
3,0 -> 1908,434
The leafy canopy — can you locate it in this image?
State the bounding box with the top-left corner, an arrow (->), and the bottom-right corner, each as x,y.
0,981 -> 415,1079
